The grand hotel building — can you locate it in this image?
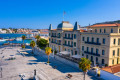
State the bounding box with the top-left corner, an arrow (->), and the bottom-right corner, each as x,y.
49,21 -> 120,66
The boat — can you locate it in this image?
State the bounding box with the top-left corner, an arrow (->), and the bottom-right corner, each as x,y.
9,39 -> 14,41
0,39 -> 6,41
16,37 -> 22,41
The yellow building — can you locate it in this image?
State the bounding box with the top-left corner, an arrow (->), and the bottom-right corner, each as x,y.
49,21 -> 120,66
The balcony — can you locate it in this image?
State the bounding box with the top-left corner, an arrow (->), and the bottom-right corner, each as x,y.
84,51 -> 100,56
51,35 -> 57,38
63,44 -> 73,47
57,43 -> 61,45
85,41 -> 101,45
63,37 -> 73,40
57,36 -> 61,38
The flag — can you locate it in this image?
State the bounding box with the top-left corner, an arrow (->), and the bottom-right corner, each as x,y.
63,11 -> 66,15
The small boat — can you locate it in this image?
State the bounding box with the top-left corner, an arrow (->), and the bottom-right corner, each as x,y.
16,37 -> 22,41
0,39 -> 6,41
9,39 -> 14,41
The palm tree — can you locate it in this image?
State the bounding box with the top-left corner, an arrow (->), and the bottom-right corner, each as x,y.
36,35 -> 40,41
30,40 -> 36,53
79,58 -> 91,80
22,35 -> 26,44
45,47 -> 52,63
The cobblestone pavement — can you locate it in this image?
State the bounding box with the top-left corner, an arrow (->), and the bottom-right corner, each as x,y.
0,46 -> 97,80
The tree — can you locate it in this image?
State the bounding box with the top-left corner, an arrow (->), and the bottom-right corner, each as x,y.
45,47 -> 52,63
22,35 -> 26,44
30,40 -> 36,53
35,35 -> 40,41
79,58 -> 91,80
36,38 -> 48,49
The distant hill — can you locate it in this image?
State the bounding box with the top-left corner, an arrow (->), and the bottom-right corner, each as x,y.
94,20 -> 120,25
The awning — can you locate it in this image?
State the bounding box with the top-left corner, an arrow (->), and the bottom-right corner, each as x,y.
59,51 -> 70,55
71,55 -> 82,59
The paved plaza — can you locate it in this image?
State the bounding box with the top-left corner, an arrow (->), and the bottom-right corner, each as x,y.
0,46 -> 97,80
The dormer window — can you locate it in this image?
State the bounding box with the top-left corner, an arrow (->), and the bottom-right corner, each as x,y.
111,28 -> 113,33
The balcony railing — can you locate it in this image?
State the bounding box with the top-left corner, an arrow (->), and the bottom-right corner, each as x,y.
63,44 -> 73,47
84,51 -> 100,56
85,41 -> 101,45
51,35 -> 57,37
57,36 -> 61,38
63,37 -> 73,40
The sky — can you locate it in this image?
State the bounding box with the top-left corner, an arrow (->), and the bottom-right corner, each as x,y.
0,0 -> 120,29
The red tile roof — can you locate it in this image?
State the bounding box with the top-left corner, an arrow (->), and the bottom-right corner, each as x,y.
88,23 -> 120,28
102,64 -> 120,73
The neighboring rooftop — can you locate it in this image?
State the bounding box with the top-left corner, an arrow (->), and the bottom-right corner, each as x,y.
88,23 -> 120,28
102,64 -> 120,74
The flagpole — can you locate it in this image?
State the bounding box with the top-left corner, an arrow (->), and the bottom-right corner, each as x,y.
63,11 -> 64,21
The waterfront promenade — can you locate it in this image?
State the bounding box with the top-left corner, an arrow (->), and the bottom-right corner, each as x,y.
0,46 -> 97,80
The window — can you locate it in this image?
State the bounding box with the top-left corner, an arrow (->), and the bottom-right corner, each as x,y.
68,34 -> 70,38
74,34 -> 76,39
97,38 -> 99,43
71,50 -> 73,55
86,55 -> 88,59
72,34 -> 73,38
71,42 -> 73,46
92,37 -> 94,43
104,29 -> 106,33
82,37 -> 85,41
65,41 -> 67,45
103,38 -> 105,44
87,47 -> 89,52
75,51 -> 77,55
112,59 -> 114,64
95,29 -> 97,33
100,29 -> 102,33
74,42 -> 76,47
102,50 -> 105,55
87,37 -> 89,42
96,57 -> 98,63
91,48 -> 93,53
91,56 -> 93,61
111,28 -> 113,33
117,58 -> 119,64
82,54 -> 84,56
68,41 -> 70,46
82,46 -> 84,51
118,39 -> 120,45
118,48 -> 119,56
113,50 -> 115,56
96,49 -> 99,54
65,33 -> 67,38
113,39 -> 116,44
102,59 -> 104,64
